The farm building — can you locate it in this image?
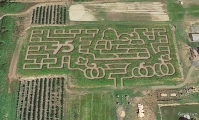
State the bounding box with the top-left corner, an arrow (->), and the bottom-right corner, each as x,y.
189,33 -> 199,42
137,104 -> 144,118
160,93 -> 168,97
170,93 -> 177,97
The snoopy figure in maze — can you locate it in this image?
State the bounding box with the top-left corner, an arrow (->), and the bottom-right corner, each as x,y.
74,28 -> 151,80
94,28 -> 150,60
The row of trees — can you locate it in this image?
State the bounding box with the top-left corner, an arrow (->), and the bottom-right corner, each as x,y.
31,5 -> 67,24
17,78 -> 64,120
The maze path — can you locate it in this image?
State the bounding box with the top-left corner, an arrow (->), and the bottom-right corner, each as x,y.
23,27 -> 175,87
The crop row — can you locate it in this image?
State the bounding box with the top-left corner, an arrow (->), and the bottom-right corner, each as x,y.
16,77 -> 64,120
31,5 -> 67,24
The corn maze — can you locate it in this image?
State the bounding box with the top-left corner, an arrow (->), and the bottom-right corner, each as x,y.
16,77 -> 64,120
19,25 -> 180,87
31,5 -> 67,24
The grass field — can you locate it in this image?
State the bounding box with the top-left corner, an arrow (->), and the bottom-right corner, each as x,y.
66,92 -> 116,120
166,0 -> 199,21
17,23 -> 181,87
166,0 -> 185,21
161,105 -> 199,120
0,2 -> 24,14
0,16 -> 18,120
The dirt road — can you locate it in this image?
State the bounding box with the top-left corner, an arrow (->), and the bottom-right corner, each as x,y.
151,66 -> 194,90
5,2 -> 68,83
8,28 -> 29,82
151,58 -> 199,90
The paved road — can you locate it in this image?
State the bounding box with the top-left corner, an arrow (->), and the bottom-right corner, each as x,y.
151,59 -> 199,90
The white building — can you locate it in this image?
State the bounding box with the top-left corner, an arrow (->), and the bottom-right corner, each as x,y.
137,104 -> 144,118
191,34 -> 199,42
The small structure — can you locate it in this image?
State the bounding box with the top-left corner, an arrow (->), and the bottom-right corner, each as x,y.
179,1 -> 183,5
170,93 -> 177,97
191,86 -> 197,91
137,104 -> 144,118
190,33 -> 199,42
190,48 -> 198,59
160,93 -> 168,97
183,114 -> 191,120
125,94 -> 129,100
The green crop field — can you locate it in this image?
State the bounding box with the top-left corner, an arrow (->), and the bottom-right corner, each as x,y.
17,23 -> 181,87
66,92 -> 116,120
160,105 -> 199,120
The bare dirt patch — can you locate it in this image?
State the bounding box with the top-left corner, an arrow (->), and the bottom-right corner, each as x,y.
69,4 -> 97,21
132,96 -> 157,120
73,2 -> 169,21
116,106 -> 125,120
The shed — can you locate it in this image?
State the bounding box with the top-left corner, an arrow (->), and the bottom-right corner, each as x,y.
190,33 -> 199,42
137,104 -> 144,118
160,93 -> 168,97
170,93 -> 177,97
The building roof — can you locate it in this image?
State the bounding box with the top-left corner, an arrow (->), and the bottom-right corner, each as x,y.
161,93 -> 168,97
137,104 -> 144,118
170,93 -> 177,97
191,34 -> 199,42
183,114 -> 190,119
